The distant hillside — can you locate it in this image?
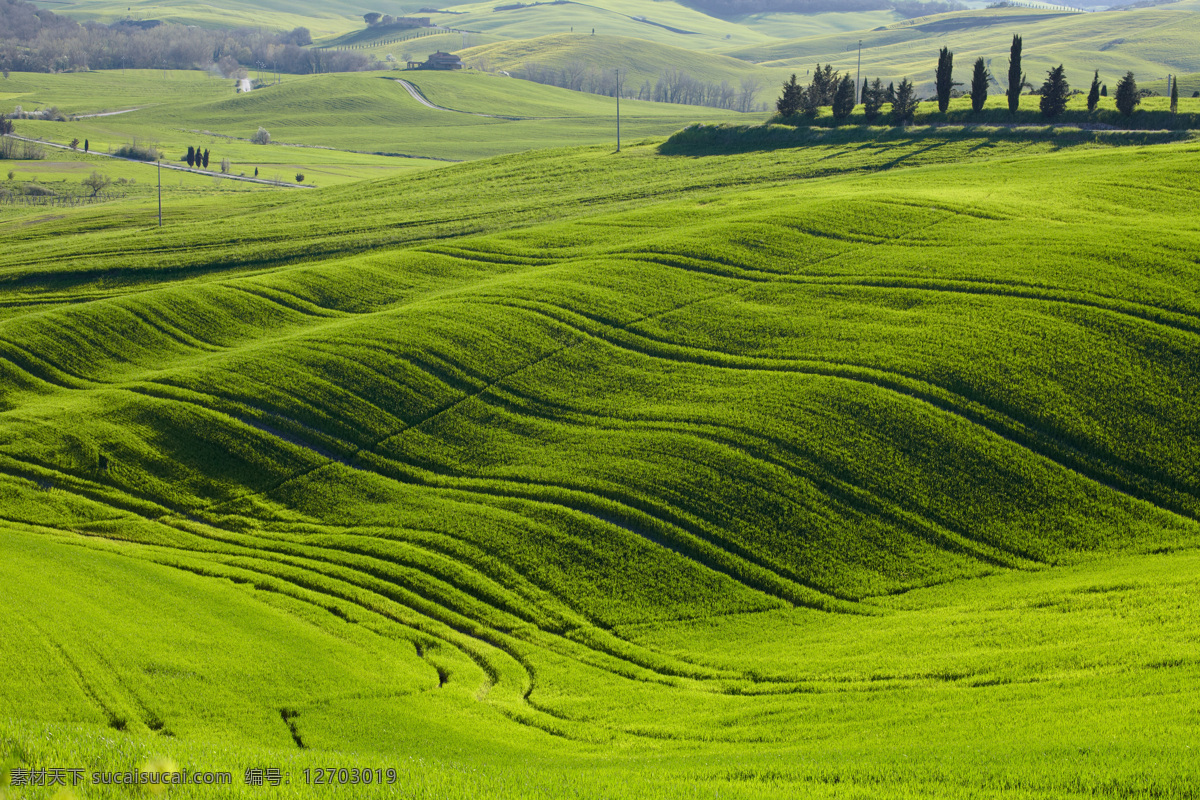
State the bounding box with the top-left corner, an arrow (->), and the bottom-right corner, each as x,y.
676,0 -> 965,18
421,0 -> 778,49
460,33 -> 790,107
725,1 -> 1200,90
31,0 -> 370,36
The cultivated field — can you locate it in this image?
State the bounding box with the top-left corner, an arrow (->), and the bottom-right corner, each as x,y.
1,124 -> 1198,797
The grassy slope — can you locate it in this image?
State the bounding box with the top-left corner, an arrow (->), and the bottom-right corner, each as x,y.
458,32 -> 789,94
1,130 -> 1198,796
34,0 -> 371,35
725,1 -> 1200,91
425,0 -> 775,50
2,69 -> 754,173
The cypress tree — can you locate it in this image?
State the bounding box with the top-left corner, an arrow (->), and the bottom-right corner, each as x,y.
1170,75 -> 1178,114
776,74 -> 803,118
970,57 -> 990,113
862,77 -> 869,107
83,138 -> 88,153
1007,34 -> 1024,115
891,78 -> 918,125
1087,70 -> 1101,112
1101,84 -> 1107,97
186,146 -> 195,167
832,74 -> 856,122
886,82 -> 896,103
1115,71 -> 1139,117
1039,64 -> 1069,119
203,149 -> 210,168
935,47 -> 956,113
863,78 -> 885,122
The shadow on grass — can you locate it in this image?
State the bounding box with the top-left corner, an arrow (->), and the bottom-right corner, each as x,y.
658,123 -> 1195,157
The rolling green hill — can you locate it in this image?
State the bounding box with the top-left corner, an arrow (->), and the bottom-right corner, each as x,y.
1,126 -> 1198,797
724,1 -> 1200,90
2,70 -> 757,171
459,32 -> 788,100
32,0 -> 369,35
422,0 -> 777,49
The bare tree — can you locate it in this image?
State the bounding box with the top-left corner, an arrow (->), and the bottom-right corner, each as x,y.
736,77 -> 761,112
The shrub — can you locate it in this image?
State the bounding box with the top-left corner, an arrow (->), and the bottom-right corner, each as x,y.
113,139 -> 159,161
295,173 -> 305,183
220,158 -> 231,173
251,127 -> 271,145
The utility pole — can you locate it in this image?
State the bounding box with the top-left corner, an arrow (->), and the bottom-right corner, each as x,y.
157,158 -> 162,227
615,68 -> 621,152
856,40 -> 862,104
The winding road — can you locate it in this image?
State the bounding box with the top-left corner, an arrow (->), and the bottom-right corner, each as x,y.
392,79 -> 527,120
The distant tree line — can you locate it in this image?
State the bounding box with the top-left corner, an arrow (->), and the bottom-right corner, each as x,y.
776,35 -> 1163,126
517,61 -> 766,112
675,0 -> 965,19
0,0 -> 379,74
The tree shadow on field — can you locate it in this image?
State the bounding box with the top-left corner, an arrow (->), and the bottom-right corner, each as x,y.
658,123 -> 1190,159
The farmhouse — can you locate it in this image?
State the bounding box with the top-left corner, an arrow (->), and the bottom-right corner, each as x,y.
407,51 -> 464,70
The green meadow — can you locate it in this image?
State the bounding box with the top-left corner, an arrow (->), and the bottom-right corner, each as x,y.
2,70 -> 757,173
1,113 -> 1198,797
727,0 -> 1200,90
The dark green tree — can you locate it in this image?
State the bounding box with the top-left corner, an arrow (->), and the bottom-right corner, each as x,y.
1039,64 -> 1069,119
935,47 -> 957,113
1101,84 -> 1107,97
83,138 -> 88,152
891,77 -> 918,125
186,145 -> 195,167
886,82 -> 896,103
1115,71 -> 1139,116
861,77 -> 869,106
810,63 -> 838,107
1170,75 -> 1178,114
969,57 -> 990,113
832,74 -> 856,122
202,149 -> 210,168
863,77 -> 885,122
1007,34 -> 1024,115
1087,70 -> 1101,112
776,73 -> 804,118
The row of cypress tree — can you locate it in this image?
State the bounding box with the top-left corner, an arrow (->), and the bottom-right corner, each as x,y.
778,35 -> 1168,124
185,146 -> 210,169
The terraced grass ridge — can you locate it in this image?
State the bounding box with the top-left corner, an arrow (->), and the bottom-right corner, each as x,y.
1,128 -> 1199,799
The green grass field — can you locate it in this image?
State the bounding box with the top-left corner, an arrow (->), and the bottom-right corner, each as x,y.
1,118 -> 1198,797
2,69 -> 759,170
725,0 -> 1200,92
